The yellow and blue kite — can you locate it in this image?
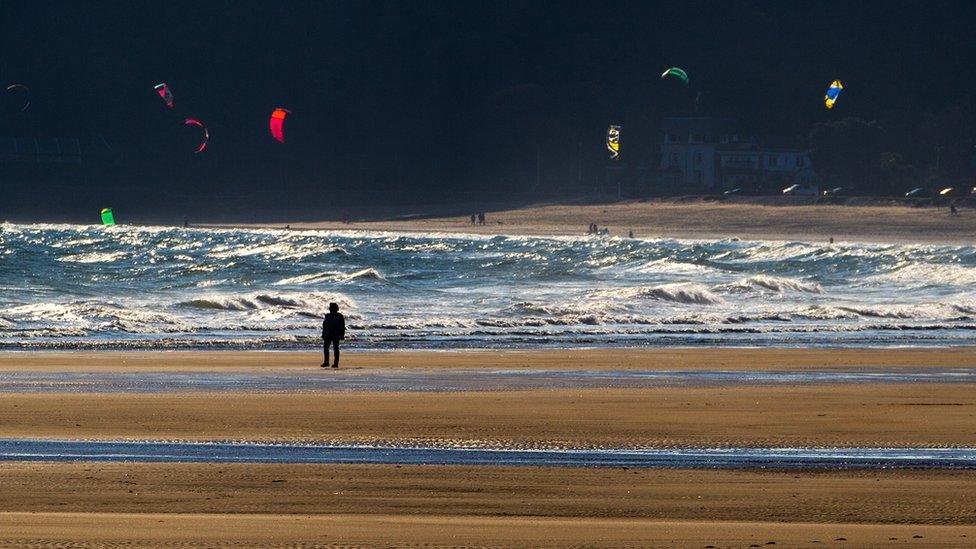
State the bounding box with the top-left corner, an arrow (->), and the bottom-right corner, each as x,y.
824,80 -> 843,109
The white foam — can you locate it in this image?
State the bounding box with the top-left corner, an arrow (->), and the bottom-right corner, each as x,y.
274,268 -> 385,286
587,284 -> 724,305
725,275 -> 823,294
56,251 -> 127,263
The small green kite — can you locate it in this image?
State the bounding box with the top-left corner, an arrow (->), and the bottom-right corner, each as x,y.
660,67 -> 689,84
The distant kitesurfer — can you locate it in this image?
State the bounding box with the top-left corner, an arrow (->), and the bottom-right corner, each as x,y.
321,302 -> 346,368
950,202 -> 959,216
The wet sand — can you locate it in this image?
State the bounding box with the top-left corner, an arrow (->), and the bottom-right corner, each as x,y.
3,348 -> 975,545
2,384 -> 976,448
245,201 -> 976,244
3,513 -> 973,547
0,464 -> 974,546
2,347 -> 974,372
3,439 -> 974,468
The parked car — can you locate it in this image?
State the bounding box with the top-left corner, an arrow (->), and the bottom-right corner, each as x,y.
782,184 -> 819,196
905,187 -> 932,198
819,186 -> 849,204
723,187 -> 744,196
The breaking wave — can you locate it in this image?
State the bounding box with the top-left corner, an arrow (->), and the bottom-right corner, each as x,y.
274,268 -> 385,286
588,284 -> 724,305
0,224 -> 974,349
726,275 -> 824,294
178,292 -> 354,314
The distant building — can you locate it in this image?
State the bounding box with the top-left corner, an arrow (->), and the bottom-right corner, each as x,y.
658,117 -> 813,192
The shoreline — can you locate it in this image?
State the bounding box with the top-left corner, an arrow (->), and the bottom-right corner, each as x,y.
221,201 -> 976,245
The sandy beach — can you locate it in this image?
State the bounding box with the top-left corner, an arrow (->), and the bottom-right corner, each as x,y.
0,349 -> 974,545
0,464 -> 974,546
4,384 -> 976,449
3,347 -> 974,372
240,200 -> 976,244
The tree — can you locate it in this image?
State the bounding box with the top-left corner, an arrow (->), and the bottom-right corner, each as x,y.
808,118 -> 887,193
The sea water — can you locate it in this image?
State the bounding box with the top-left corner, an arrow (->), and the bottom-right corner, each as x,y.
0,224 -> 974,349
0,439 -> 973,469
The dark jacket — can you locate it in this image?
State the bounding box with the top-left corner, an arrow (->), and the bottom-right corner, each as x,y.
322,312 -> 346,340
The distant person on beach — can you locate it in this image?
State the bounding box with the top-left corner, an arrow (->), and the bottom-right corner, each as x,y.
470,213 -> 476,225
478,212 -> 486,225
950,202 -> 959,216
321,302 -> 346,368
628,230 -> 634,238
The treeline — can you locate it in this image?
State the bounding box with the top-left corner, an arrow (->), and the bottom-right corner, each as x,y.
808,97 -> 974,195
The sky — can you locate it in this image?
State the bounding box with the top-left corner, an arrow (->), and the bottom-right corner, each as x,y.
0,0 -> 974,218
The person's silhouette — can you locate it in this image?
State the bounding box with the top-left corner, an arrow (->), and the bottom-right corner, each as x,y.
321,302 -> 346,368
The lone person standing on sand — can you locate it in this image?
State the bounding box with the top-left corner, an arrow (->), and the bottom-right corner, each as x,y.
321,302 -> 346,368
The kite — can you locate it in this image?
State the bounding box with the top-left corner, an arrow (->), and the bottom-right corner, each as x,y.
6,84 -> 30,111
100,208 -> 116,226
825,80 -> 843,109
269,108 -> 290,143
154,83 -> 174,108
183,118 -> 209,153
660,67 -> 689,84
606,125 -> 621,160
